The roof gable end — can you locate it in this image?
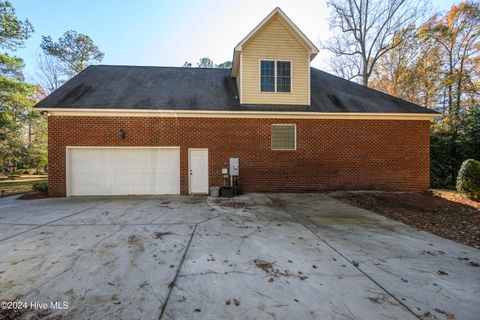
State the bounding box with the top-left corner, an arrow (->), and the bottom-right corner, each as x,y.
231,7 -> 319,78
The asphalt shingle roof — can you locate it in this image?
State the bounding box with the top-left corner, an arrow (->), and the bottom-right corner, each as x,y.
35,65 -> 437,114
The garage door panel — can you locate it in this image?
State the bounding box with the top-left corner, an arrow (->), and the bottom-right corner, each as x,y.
154,149 -> 180,194
69,148 -> 180,196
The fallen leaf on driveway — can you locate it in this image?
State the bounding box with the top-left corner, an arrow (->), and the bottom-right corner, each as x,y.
435,309 -> 447,315
447,313 -> 455,320
422,311 -> 436,319
437,270 -> 448,276
253,259 -> 273,271
153,231 -> 173,239
207,255 -> 216,261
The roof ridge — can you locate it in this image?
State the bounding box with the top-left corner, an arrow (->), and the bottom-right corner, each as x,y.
93,64 -> 232,71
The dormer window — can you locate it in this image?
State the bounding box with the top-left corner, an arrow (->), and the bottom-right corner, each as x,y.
260,60 -> 291,93
260,61 -> 275,92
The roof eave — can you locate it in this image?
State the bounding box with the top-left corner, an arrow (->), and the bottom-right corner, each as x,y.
33,107 -> 440,120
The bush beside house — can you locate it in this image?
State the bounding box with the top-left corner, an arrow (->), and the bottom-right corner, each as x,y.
32,181 -> 48,193
456,159 -> 480,199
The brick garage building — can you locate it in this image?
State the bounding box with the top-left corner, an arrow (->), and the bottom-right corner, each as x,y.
35,8 -> 437,197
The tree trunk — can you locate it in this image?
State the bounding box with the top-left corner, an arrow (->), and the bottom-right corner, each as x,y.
456,57 -> 465,117
447,52 -> 454,116
27,116 -> 32,147
362,54 -> 369,86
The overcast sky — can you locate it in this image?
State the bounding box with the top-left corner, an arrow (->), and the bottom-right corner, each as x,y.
11,0 -> 459,82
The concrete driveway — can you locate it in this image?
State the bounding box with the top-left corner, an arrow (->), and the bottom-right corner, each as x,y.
0,193 -> 478,319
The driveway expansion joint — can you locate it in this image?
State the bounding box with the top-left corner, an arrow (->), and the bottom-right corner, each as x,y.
158,223 -> 198,320
158,209 -> 223,319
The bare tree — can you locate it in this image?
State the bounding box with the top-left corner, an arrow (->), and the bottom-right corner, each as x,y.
35,53 -> 64,94
327,54 -> 359,81
323,0 -> 426,86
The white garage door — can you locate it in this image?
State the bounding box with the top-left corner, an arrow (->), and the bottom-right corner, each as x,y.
68,147 -> 180,196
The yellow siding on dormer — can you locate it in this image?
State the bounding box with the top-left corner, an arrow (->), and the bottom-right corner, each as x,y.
241,16 -> 310,105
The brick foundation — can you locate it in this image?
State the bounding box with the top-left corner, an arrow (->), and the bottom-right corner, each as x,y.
47,116 -> 430,196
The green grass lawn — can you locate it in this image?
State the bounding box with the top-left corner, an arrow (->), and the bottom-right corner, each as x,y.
0,176 -> 47,197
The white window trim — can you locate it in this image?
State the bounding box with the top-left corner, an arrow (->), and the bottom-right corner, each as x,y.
259,59 -> 293,93
271,124 -> 297,151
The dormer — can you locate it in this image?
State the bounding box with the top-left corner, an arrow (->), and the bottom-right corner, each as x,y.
231,7 -> 319,106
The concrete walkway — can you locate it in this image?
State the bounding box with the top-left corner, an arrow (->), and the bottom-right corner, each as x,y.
0,194 -> 478,319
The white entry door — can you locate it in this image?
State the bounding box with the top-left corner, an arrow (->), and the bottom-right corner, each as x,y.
189,149 -> 209,194
68,147 -> 180,196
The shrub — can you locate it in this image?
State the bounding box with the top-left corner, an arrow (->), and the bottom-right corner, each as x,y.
33,181 -> 48,193
26,169 -> 36,175
14,169 -> 25,176
456,159 -> 480,199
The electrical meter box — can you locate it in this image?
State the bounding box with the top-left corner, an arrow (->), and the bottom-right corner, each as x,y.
229,158 -> 239,176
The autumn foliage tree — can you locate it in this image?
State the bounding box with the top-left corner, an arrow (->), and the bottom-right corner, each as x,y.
420,2 -> 480,117
327,1 -> 480,188
421,2 -> 479,187
371,1 -> 480,187
370,26 -> 444,109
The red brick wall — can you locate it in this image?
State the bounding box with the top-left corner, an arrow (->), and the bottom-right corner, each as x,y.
48,116 -> 431,196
